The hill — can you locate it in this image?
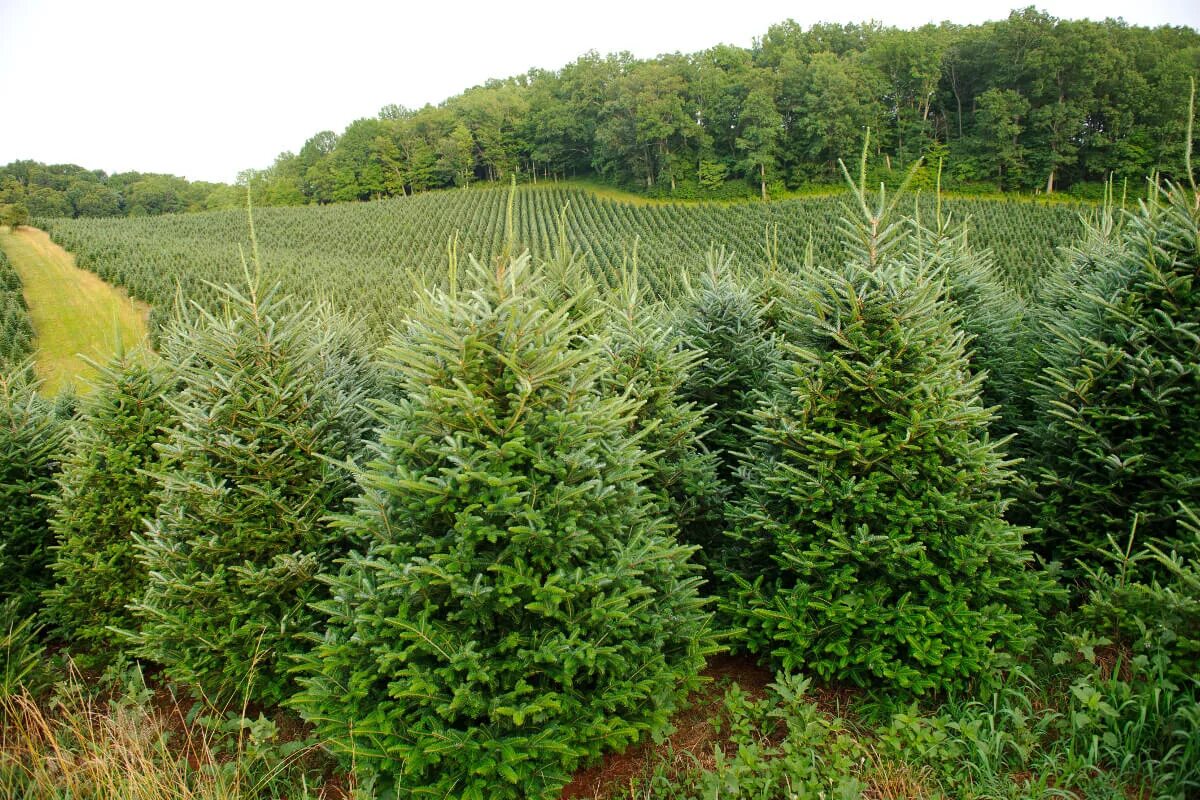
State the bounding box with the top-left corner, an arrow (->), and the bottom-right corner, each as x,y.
42,185 -> 1087,339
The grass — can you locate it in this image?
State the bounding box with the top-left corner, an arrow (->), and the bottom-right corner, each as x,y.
0,226 -> 149,394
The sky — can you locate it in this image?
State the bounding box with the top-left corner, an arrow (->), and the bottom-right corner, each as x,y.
1,0 -> 1197,184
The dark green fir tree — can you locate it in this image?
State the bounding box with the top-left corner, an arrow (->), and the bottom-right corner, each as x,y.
1030,183 -> 1200,572
42,349 -> 173,666
678,255 -> 778,487
597,266 -> 723,550
292,253 -> 714,800
727,254 -> 1046,694
0,365 -> 68,614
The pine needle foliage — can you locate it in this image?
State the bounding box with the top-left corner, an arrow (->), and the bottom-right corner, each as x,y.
726,261 -> 1044,694
596,267 -> 723,549
292,253 -> 714,800
1030,183 -> 1200,572
678,260 -> 778,487
130,279 -> 375,707
42,351 -> 173,666
0,366 -> 68,613
0,249 -> 33,369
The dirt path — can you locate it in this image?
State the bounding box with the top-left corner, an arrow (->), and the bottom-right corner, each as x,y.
0,226 -> 149,394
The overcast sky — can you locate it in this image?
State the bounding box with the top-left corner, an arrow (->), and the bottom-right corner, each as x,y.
1,0 -> 1196,183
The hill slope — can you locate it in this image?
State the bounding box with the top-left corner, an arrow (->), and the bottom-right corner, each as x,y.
42,186 -> 1086,339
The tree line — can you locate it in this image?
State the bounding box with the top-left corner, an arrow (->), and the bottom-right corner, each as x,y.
247,7 -> 1199,203
0,161 -> 244,222
4,6 -> 1198,222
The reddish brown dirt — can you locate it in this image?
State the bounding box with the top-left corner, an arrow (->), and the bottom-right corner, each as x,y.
559,655 -> 772,799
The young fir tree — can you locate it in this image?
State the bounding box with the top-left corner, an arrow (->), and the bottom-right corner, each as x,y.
904,194 -> 1028,438
0,366 -> 68,614
292,253 -> 714,800
596,266 -> 723,550
678,255 -> 778,487
42,350 -> 173,666
728,262 -> 1044,693
131,279 -> 375,706
1030,183 -> 1199,573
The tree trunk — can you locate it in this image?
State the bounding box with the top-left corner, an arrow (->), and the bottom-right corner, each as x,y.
1046,167 -> 1055,194
760,162 -> 767,201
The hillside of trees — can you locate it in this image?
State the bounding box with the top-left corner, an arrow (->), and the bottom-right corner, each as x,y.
4,6 -> 1198,222
0,161 -> 244,222
247,7 -> 1199,203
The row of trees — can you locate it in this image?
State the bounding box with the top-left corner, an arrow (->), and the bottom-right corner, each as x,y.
0,160 -> 244,219
3,170 -> 1196,795
246,8 -> 1199,203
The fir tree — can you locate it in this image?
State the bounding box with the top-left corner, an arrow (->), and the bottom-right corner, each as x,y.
42,350 -> 173,665
131,280 -> 375,706
904,196 -> 1028,437
292,253 -> 714,800
1030,184 -> 1200,572
678,257 -> 778,487
0,366 -> 68,614
597,266 -> 722,549
727,261 -> 1045,694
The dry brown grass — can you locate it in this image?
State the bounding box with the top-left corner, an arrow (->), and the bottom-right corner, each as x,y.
0,669 -> 335,800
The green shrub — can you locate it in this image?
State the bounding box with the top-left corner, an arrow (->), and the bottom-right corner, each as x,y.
292,254 -> 714,800
42,351 -> 173,666
130,282 -> 375,707
1030,184 -> 1200,571
727,263 -> 1045,694
0,366 -> 68,614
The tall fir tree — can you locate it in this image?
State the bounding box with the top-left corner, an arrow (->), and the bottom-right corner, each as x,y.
727,258 -> 1045,693
42,350 -> 173,666
131,280 -> 375,706
292,253 -> 714,800
1029,183 -> 1200,573
678,258 -> 778,487
0,366 -> 68,614
596,266 -> 723,550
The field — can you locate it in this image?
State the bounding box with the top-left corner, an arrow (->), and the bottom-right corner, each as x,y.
0,226 -> 148,393
41,185 -> 1088,340
3,178 -> 1198,800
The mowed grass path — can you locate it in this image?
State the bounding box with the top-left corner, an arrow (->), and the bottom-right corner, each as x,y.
0,226 -> 149,394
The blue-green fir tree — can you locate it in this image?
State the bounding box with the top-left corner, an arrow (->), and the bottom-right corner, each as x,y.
131,279 -> 375,706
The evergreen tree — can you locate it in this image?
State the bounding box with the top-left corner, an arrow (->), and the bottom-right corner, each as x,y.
292,254 -> 714,799
131,281 -> 375,706
0,366 -> 68,614
678,259 -> 778,487
597,267 -> 722,549
904,196 -> 1028,437
42,351 -> 173,665
1030,184 -> 1199,572
727,262 -> 1044,694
